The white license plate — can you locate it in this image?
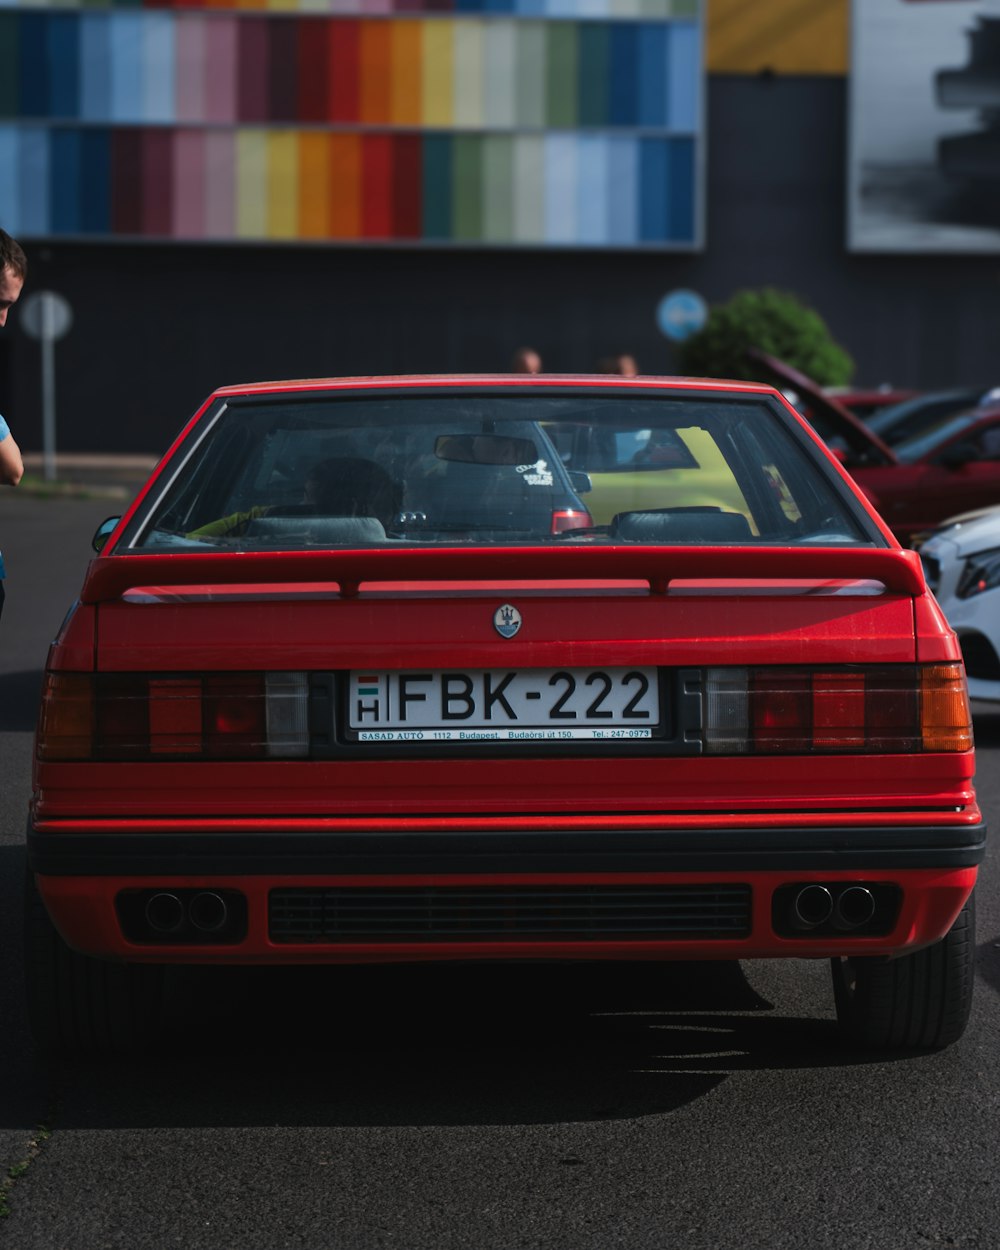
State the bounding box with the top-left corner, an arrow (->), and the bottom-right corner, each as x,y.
349,667 -> 660,743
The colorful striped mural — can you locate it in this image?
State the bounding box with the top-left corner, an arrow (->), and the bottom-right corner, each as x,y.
0,8 -> 704,247
0,1 -> 699,16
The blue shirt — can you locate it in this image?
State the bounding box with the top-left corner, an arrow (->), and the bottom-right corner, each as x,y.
0,413 -> 8,580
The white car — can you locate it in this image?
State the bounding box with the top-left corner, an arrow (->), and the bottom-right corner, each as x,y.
921,508 -> 1000,702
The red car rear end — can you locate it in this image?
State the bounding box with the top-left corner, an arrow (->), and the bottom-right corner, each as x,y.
25,375 -> 985,1055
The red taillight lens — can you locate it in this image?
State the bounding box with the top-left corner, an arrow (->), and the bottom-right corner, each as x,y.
97,674 -> 150,760
551,509 -> 593,534
37,673 -> 94,761
810,671 -> 866,750
706,664 -> 972,755
148,677 -> 203,756
203,674 -> 266,758
751,670 -> 811,753
864,668 -> 920,752
37,672 -> 298,761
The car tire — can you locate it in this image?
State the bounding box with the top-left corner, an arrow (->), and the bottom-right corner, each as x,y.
830,892 -> 975,1051
24,870 -> 165,1057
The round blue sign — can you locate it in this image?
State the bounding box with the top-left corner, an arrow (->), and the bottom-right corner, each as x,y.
656,289 -> 708,343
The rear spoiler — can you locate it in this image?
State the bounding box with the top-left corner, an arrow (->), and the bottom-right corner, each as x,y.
79,545 -> 927,603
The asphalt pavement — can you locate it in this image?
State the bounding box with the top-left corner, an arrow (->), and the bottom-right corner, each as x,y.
0,484 -> 998,1249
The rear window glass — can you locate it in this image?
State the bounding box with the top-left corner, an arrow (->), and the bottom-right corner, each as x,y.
129,391 -> 880,551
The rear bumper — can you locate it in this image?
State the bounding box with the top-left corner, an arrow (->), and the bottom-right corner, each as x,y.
26,820 -> 988,877
28,820 -> 985,965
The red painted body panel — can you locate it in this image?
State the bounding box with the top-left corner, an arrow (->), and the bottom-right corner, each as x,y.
33,753 -> 977,820
37,867 -> 977,965
44,603 -> 96,673
91,589 -> 920,672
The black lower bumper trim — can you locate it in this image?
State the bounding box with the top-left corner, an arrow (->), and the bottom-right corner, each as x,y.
26,822 -> 988,877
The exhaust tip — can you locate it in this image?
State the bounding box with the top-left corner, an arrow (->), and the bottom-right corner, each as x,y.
188,891 -> 229,933
833,886 -> 876,931
790,884 -> 834,930
144,892 -> 185,934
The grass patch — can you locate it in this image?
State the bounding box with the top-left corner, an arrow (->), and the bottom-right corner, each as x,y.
1,1122 -> 57,1220
15,475 -> 129,502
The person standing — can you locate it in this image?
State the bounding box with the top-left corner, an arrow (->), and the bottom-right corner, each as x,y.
597,353 -> 639,377
0,228 -> 27,623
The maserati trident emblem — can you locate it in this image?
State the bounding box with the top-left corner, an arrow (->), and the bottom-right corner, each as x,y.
493,603 -> 522,639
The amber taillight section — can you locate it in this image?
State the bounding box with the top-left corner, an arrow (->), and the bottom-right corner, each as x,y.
703,664 -> 973,755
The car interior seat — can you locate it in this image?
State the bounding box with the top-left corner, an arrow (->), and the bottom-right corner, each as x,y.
244,516 -> 387,543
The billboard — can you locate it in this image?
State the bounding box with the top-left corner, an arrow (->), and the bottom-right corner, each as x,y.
0,1 -> 705,250
849,0 -> 1000,252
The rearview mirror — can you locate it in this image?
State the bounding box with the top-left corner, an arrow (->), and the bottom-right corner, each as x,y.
435,434 -> 537,466
92,516 -> 121,553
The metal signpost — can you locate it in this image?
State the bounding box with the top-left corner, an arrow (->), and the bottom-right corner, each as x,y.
19,290 -> 73,482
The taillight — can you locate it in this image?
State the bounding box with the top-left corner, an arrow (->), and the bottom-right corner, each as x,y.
203,674 -> 266,759
703,663 -> 972,755
37,674 -> 94,760
37,672 -> 309,761
35,664 -> 974,760
921,663 -> 973,752
551,509 -> 593,535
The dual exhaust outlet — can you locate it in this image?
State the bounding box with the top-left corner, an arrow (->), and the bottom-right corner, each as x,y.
145,890 -> 230,935
789,884 -> 876,933
115,886 -> 247,945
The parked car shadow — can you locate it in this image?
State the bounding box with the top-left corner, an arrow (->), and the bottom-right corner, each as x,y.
977,936 -> 1000,999
0,846 -> 938,1138
5,951 -> 923,1134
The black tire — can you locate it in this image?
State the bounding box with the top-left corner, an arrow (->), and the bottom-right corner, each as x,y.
24,870 -> 166,1058
831,892 -> 976,1051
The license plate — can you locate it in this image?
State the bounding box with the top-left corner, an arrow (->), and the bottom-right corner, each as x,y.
349,667 -> 660,743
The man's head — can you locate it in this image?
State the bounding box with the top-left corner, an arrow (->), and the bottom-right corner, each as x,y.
510,347 -> 542,375
0,229 -> 26,328
305,457 -> 401,528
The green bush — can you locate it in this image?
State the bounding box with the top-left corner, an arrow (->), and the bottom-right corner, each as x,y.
676,288 -> 854,387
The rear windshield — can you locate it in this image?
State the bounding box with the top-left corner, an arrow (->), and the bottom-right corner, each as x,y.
129,390 -> 880,551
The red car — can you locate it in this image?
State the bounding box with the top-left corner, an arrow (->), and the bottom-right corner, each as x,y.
26,374 -> 984,1056
824,386 -> 918,421
756,352 -> 1000,545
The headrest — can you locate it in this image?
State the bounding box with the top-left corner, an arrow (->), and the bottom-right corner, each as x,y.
244,515 -> 387,543
610,509 -> 753,543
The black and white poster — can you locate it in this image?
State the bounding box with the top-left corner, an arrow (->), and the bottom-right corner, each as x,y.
849,0 -> 1000,251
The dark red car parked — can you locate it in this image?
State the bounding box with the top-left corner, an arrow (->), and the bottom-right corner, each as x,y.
755,352 -> 1000,545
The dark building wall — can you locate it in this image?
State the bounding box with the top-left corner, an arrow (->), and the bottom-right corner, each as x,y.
6,73 -> 1000,455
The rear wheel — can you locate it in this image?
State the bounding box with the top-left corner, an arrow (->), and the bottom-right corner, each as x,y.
831,892 -> 975,1051
24,871 -> 166,1058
